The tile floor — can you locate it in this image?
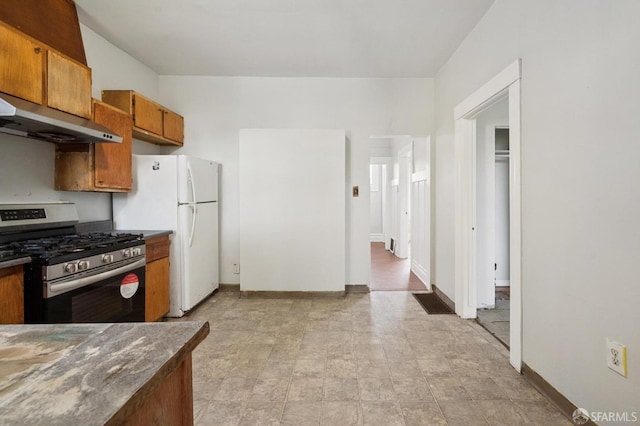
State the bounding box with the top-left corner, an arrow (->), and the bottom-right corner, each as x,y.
476,300 -> 510,347
177,291 -> 571,425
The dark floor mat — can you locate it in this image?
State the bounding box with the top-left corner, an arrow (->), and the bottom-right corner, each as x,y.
412,292 -> 455,315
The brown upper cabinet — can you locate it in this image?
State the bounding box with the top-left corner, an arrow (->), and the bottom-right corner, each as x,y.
0,22 -> 92,119
55,100 -> 133,192
102,90 -> 184,146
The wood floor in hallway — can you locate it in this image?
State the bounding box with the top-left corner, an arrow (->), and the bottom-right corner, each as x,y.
370,242 -> 428,291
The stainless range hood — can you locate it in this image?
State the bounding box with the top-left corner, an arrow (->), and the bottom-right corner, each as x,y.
0,93 -> 122,144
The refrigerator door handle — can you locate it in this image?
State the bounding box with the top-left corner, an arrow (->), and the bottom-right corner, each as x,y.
189,204 -> 197,247
187,163 -> 197,204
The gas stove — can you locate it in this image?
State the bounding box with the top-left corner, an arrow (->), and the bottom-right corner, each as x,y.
0,202 -> 146,324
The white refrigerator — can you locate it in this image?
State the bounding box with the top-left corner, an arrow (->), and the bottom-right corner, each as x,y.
113,154 -> 219,317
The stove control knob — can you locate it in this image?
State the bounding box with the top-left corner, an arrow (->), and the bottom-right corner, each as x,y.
102,254 -> 114,264
132,247 -> 142,256
122,248 -> 131,258
78,260 -> 90,270
64,263 -> 77,273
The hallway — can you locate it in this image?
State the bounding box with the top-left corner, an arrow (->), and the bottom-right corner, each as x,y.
369,242 -> 428,291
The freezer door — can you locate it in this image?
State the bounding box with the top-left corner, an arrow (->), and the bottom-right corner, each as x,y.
177,155 -> 219,204
177,201 -> 219,312
113,155 -> 179,230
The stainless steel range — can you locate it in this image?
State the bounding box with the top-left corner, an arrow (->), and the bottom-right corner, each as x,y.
0,202 -> 146,323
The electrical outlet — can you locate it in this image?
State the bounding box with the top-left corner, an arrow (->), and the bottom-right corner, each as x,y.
606,337 -> 627,377
233,264 -> 240,274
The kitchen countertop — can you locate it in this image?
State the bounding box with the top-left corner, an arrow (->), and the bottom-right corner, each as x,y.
0,321 -> 209,425
117,229 -> 173,239
0,256 -> 31,270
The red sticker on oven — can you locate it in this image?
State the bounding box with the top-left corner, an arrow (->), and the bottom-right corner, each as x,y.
120,273 -> 139,299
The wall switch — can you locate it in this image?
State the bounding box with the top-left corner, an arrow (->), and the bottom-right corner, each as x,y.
233,264 -> 240,274
606,337 -> 627,377
353,186 -> 359,197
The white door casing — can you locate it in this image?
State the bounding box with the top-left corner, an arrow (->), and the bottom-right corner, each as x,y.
454,59 -> 522,372
396,143 -> 412,259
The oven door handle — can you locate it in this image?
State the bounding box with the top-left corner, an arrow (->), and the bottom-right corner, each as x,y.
47,258 -> 146,298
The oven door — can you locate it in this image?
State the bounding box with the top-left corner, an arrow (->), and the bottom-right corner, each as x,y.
41,258 -> 145,323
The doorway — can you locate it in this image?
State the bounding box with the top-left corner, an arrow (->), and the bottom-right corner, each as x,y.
475,108 -> 511,346
454,59 -> 522,371
369,136 -> 429,292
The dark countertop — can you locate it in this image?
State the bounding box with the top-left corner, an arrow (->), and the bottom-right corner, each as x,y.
0,256 -> 31,270
75,220 -> 173,240
0,321 -> 209,425
117,229 -> 173,239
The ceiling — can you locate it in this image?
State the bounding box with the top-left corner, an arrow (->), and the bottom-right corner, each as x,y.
74,0 -> 495,78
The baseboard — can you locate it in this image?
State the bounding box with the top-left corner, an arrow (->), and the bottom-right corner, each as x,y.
370,234 -> 384,243
239,290 -> 345,299
219,283 -> 240,292
495,280 -> 511,287
522,363 -> 596,425
410,262 -> 429,286
345,284 -> 370,293
431,284 -> 456,312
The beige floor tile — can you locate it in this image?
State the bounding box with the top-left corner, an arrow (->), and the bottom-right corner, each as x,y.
281,401 -> 323,426
325,358 -> 357,378
259,359 -> 296,379
294,358 -> 326,377
197,401 -> 244,426
387,359 -> 423,379
426,376 -> 472,401
361,401 -> 404,426
476,399 -> 531,425
179,291 -> 569,425
356,359 -> 390,379
323,378 -> 360,401
214,378 -> 256,401
438,400 -> 490,425
400,400 -> 448,426
459,376 -> 509,400
358,378 -> 396,401
288,377 -> 324,401
392,377 -> 435,401
249,378 -> 290,401
321,401 -> 363,425
239,400 -> 283,426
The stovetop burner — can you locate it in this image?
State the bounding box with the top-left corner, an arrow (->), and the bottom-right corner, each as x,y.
5,232 -> 144,263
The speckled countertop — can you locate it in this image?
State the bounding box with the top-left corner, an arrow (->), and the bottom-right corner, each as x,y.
0,321 -> 209,425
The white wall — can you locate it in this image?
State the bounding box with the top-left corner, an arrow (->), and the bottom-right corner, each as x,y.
369,164 -> 383,237
158,76 -> 434,285
239,129 -> 346,292
434,0 -> 640,417
0,25 -> 160,221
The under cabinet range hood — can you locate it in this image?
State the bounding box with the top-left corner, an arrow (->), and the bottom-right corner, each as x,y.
0,93 -> 122,144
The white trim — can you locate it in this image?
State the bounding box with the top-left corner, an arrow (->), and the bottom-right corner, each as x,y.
454,60 -> 521,120
454,59 -> 523,373
391,179 -> 399,187
495,280 -> 511,287
370,233 -> 384,242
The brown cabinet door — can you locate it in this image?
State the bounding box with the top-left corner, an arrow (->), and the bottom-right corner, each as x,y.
47,50 -> 92,118
0,23 -> 44,104
133,93 -> 163,135
162,109 -> 184,144
145,257 -> 170,322
0,266 -> 24,324
94,101 -> 133,191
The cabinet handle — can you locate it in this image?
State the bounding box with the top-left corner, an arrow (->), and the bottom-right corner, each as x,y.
34,47 -> 42,54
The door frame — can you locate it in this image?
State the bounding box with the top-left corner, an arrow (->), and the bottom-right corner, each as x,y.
396,142 -> 413,259
454,59 -> 522,371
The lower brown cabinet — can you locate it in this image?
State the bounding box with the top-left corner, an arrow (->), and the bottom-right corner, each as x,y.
0,265 -> 24,324
145,236 -> 170,322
